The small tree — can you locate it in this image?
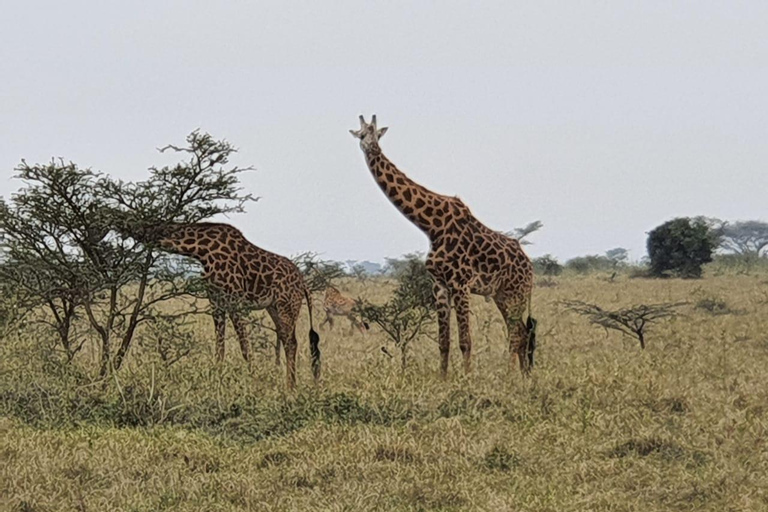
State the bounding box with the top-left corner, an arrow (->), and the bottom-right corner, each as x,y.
719,220 -> 768,258
532,254 -> 562,276
605,248 -> 629,266
355,256 -> 435,368
647,217 -> 718,278
383,252 -> 426,279
565,255 -> 614,274
348,263 -> 370,283
504,220 -> 543,245
561,300 -> 684,349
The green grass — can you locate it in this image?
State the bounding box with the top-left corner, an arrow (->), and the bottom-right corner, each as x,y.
1,272 -> 768,511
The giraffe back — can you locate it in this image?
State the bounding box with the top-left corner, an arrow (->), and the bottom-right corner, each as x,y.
323,286 -> 358,315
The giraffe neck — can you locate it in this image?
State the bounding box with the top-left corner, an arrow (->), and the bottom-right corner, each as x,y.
157,223 -> 235,262
364,148 -> 449,238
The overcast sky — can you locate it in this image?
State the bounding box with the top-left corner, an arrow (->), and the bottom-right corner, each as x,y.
1,1 -> 766,264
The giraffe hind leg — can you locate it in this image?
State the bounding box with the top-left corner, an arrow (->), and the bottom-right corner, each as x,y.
455,289 -> 472,374
494,298 -> 532,375
434,282 -> 452,378
268,307 -> 283,367
229,311 -> 251,362
270,304 -> 299,389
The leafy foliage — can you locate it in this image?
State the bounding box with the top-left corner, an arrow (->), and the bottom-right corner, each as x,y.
105,130 -> 256,229
0,131 -> 254,375
356,256 -> 435,368
291,252 -> 346,293
647,217 -> 718,278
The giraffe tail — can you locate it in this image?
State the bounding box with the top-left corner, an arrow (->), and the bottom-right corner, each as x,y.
304,287 -> 321,381
525,291 -> 537,369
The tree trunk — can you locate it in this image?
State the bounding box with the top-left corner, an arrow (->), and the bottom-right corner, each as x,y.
99,333 -> 111,377
112,253 -> 152,371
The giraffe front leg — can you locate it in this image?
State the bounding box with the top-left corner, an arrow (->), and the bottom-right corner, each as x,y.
268,307 -> 282,367
229,312 -> 251,362
211,307 -> 226,362
512,319 -> 532,375
320,310 -> 332,330
351,315 -> 367,335
434,282 -> 452,378
274,338 -> 281,366
455,289 -> 472,374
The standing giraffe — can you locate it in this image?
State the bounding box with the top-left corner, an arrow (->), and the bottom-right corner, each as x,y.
350,115 -> 536,376
320,285 -> 370,334
120,221 -> 320,388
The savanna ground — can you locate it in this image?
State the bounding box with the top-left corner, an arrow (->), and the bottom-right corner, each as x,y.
1,269 -> 767,511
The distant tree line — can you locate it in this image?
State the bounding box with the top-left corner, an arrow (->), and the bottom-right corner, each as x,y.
347,216 -> 768,280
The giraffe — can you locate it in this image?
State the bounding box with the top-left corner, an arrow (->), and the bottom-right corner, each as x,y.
320,285 -> 370,334
119,221 -> 320,388
350,115 -> 536,377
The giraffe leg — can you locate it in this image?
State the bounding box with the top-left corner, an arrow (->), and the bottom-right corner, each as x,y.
272,304 -> 300,389
350,314 -> 366,335
229,311 -> 251,362
211,305 -> 226,362
268,307 -> 282,367
274,335 -> 281,366
345,316 -> 356,336
283,329 -> 298,390
495,298 -> 531,375
434,282 -> 452,378
323,311 -> 335,331
455,289 -> 472,374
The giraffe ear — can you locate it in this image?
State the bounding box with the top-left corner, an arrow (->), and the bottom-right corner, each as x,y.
377,126 -> 388,138
350,129 -> 361,138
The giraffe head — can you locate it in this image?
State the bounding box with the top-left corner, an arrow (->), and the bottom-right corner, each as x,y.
349,114 -> 388,153
111,212 -> 175,246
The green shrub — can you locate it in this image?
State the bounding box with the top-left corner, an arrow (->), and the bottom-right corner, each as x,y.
647,217 -> 718,278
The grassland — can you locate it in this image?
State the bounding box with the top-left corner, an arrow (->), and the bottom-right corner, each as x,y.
1,271 -> 768,511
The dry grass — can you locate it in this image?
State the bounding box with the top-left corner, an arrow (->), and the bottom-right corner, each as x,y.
1,272 -> 768,511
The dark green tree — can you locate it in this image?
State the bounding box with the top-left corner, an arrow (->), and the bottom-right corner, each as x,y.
647,217 -> 718,278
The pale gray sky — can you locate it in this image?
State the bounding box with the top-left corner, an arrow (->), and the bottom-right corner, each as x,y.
1,1 -> 766,264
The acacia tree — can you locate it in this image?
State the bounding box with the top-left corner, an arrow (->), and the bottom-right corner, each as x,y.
561,300 -> 684,349
0,161 -> 145,371
355,256 -> 435,368
504,220 -> 543,246
719,221 -> 768,258
0,131 -> 255,375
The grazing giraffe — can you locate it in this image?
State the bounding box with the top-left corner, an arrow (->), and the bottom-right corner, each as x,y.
120,221 -> 320,388
350,115 -> 536,377
320,285 -> 370,334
